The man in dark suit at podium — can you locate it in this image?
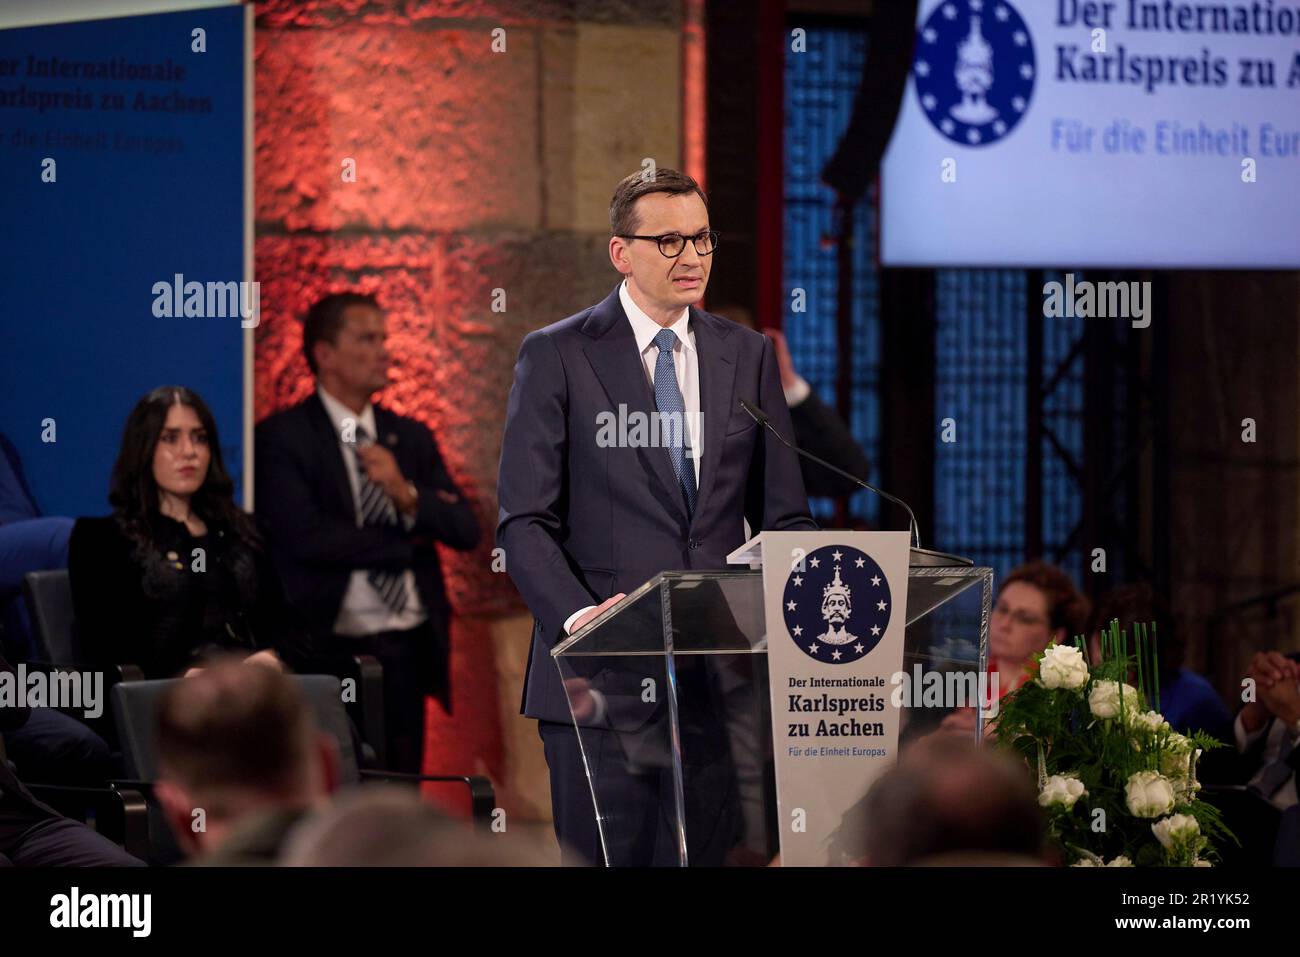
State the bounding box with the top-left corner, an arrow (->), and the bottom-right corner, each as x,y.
497,169 -> 815,864
256,292 -> 479,774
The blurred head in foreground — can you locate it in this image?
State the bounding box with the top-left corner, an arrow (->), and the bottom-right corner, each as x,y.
154,659 -> 340,859
832,736 -> 1047,866
280,786 -> 556,867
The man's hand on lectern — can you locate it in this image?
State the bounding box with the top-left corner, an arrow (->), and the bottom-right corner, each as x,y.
571,593 -> 626,635
564,678 -> 596,722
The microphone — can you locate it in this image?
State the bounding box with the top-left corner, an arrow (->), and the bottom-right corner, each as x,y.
739,396 -> 923,550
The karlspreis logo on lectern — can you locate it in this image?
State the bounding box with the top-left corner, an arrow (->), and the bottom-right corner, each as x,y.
781,545 -> 891,665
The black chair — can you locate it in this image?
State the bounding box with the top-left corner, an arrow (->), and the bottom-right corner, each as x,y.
21,569 -> 143,683
21,569 -> 78,667
23,568 -> 388,767
23,781 -> 151,862
110,675 -> 495,864
3,730 -> 149,861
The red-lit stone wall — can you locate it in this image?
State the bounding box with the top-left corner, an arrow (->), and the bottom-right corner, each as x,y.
253,0 -> 683,822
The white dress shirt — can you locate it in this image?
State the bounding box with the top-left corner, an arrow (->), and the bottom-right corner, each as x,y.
1234,709 -> 1300,811
561,281 -> 703,638
316,386 -> 426,636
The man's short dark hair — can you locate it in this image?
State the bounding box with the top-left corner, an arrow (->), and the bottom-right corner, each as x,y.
609,167 -> 708,238
302,292 -> 380,375
156,659 -> 315,807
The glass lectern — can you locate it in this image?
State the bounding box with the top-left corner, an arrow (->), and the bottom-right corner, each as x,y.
550,561 -> 993,866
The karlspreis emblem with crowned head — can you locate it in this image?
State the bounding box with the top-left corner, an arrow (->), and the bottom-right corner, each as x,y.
781,545 -> 892,665
913,0 -> 1035,147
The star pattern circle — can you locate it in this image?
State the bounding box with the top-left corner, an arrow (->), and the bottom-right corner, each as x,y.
912,0 -> 1035,148
782,545 -> 892,665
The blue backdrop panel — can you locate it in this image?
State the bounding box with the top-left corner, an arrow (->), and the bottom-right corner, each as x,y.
0,5 -> 246,517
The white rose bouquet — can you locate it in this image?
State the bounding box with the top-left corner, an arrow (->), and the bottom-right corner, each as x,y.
994,620 -> 1233,866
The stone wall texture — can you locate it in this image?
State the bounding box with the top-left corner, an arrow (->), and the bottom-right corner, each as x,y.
253,0 -> 683,822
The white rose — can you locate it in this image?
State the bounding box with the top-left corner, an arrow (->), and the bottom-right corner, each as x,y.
1193,859 -> 1213,868
1106,855 -> 1134,867
1151,813 -> 1200,849
1088,681 -> 1141,720
1038,774 -> 1088,809
1125,770 -> 1176,818
1128,710 -> 1170,734
1070,859 -> 1098,867
1160,733 -> 1193,779
1038,644 -> 1089,691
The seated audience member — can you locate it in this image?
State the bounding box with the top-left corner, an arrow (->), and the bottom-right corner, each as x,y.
256,292 -> 479,773
154,659 -> 340,866
0,652 -> 142,866
280,786 -> 553,867
987,562 -> 1091,696
1086,584 -> 1232,743
69,386 -> 309,679
0,430 -> 112,786
1234,649 -> 1300,812
830,735 -> 1047,866
0,429 -> 75,662
713,306 -> 871,498
938,561 -> 1090,735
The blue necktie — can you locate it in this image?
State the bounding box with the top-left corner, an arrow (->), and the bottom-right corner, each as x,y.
652,328 -> 697,516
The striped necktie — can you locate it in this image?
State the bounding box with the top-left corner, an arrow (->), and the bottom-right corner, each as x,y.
1249,724 -> 1299,801
352,426 -> 408,615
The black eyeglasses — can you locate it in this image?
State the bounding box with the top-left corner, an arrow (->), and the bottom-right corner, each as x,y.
620,230 -> 719,258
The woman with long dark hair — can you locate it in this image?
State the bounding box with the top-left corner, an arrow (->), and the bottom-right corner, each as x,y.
69,386 -> 305,677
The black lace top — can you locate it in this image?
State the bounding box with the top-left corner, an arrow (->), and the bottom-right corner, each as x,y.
68,513 -> 308,678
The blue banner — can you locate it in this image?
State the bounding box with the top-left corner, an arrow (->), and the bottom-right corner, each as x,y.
0,5 -> 248,516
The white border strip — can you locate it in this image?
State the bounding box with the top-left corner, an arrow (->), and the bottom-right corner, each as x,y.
241,1 -> 254,511
0,0 -> 239,32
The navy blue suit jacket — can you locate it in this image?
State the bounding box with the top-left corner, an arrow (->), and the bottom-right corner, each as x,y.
497,285 -> 816,723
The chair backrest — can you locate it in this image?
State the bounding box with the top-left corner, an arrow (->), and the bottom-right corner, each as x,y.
112,673 -> 360,784
21,569 -> 81,665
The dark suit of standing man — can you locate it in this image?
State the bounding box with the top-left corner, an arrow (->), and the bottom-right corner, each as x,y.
497,169 -> 815,864
256,293 -> 479,773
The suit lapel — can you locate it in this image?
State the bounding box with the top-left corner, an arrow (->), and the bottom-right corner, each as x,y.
581,286 -> 691,525
690,308 -> 737,528
306,393 -> 358,523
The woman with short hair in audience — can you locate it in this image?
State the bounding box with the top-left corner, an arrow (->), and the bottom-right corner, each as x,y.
938,561 -> 1090,735
70,386 -> 306,678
